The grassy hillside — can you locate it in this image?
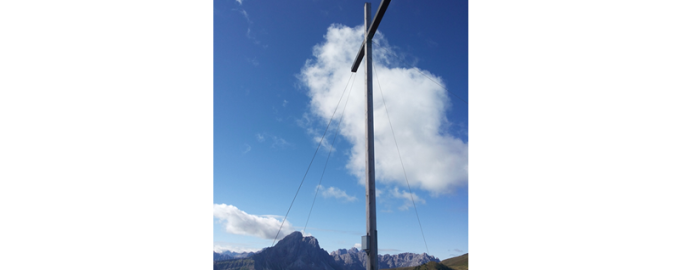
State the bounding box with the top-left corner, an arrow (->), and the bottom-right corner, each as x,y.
383,253 -> 468,270
213,258 -> 255,270
440,253 -> 467,270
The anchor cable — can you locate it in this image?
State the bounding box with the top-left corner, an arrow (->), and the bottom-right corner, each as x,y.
303,72 -> 358,234
271,72 -> 356,246
373,62 -> 430,254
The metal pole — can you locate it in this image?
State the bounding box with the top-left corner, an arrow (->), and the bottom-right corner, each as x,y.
364,3 -> 378,270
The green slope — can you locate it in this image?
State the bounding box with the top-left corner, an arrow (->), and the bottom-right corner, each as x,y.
383,253 -> 468,270
213,258 -> 255,270
440,253 -> 467,270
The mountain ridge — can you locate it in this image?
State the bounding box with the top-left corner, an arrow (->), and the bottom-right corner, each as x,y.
329,246 -> 439,270
214,231 -> 441,270
214,250 -> 258,261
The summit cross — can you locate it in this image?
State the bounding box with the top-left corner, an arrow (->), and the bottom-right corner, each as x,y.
349,1 -> 391,270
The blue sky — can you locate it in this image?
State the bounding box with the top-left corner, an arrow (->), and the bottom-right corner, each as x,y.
214,0 -> 468,260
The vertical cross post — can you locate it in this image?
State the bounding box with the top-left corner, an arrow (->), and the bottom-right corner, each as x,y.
363,2 -> 378,270
350,1 -> 390,270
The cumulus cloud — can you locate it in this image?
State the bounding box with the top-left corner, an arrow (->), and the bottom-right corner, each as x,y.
353,243 -> 361,249
391,187 -> 425,211
317,185 -> 357,202
298,24 -> 468,195
213,204 -> 294,239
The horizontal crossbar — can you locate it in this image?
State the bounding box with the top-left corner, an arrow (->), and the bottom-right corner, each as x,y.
350,0 -> 391,72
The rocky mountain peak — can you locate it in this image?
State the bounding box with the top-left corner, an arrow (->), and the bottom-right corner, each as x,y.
232,231 -> 341,270
330,248 -> 347,256
279,231 -> 303,241
276,231 -> 320,250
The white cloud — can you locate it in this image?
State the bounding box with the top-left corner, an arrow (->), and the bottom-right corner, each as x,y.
283,99 -> 288,107
317,185 -> 357,202
235,0 -> 243,5
246,57 -> 259,66
313,133 -> 337,153
243,143 -> 251,154
353,243 -> 361,249
271,136 -> 289,148
239,10 -> 250,23
213,243 -> 260,253
236,9 -> 265,48
391,187 -> 425,211
297,112 -> 340,153
298,24 -> 467,195
255,133 -> 290,148
214,204 -> 294,239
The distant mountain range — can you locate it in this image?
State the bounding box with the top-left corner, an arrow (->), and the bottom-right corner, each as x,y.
213,250 -> 257,261
215,231 -> 341,270
214,231 -> 441,270
330,247 -> 439,270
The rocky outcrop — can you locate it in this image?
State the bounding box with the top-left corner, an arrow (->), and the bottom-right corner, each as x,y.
330,247 -> 366,270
